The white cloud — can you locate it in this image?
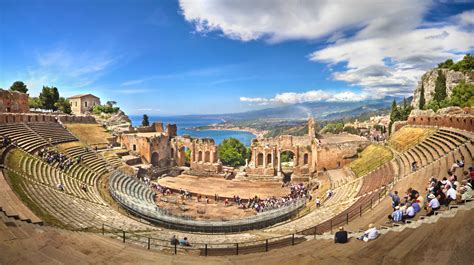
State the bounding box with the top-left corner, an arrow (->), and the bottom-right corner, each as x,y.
25,47 -> 116,96
179,0 -> 429,42
311,25 -> 473,96
240,89 -> 373,105
457,10 -> 474,25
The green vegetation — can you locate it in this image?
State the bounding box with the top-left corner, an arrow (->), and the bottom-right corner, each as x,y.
92,105 -> 120,114
438,54 -> 474,72
389,98 -> 412,133
389,127 -> 436,152
419,82 -> 426,109
425,80 -> 474,111
281,151 -> 294,163
5,149 -> 66,228
54,97 -> 72,114
349,145 -> 392,178
142,114 -> 150,127
10,81 -> 28,93
218,138 -> 250,167
27,85 -> 71,113
184,149 -> 191,163
433,70 -> 447,103
320,122 -> 344,134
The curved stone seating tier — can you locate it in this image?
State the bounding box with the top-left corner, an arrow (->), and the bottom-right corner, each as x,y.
109,172 -> 155,204
102,154 -> 123,168
26,122 -> 78,145
18,154 -> 104,205
20,180 -> 151,231
64,146 -> 109,176
356,163 -> 394,197
0,170 -> 42,224
0,123 -> 48,152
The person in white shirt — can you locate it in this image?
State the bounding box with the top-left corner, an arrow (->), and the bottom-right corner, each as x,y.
427,194 -> 440,216
403,203 -> 416,222
446,185 -> 457,205
357,224 -> 379,241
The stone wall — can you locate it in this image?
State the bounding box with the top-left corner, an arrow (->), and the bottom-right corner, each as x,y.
171,136 -> 221,173
316,141 -> 369,171
0,112 -> 96,124
0,89 -> 29,113
411,68 -> 474,109
407,107 -> 473,132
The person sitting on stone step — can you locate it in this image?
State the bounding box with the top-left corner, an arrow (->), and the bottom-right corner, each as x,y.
426,194 -> 440,216
334,227 -> 348,244
388,206 -> 403,223
357,224 -> 379,242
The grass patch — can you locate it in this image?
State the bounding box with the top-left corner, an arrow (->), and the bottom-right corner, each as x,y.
4,150 -> 68,228
64,123 -> 112,147
349,144 -> 393,178
389,127 -> 436,152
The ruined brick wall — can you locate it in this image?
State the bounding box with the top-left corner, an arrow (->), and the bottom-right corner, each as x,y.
407,107 -> 473,132
316,141 -> 369,171
0,113 -> 96,124
0,89 -> 29,113
120,133 -> 172,167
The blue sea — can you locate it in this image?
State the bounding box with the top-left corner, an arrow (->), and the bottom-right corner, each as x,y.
129,115 -> 255,146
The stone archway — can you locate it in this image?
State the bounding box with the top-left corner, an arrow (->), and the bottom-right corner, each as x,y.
280,150 -> 295,182
257,153 -> 264,167
151,152 -> 160,167
204,151 -> 210,163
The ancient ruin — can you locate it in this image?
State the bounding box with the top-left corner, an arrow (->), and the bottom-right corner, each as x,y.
0,89 -> 29,113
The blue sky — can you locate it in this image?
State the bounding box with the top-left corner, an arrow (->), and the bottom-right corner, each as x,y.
0,0 -> 473,115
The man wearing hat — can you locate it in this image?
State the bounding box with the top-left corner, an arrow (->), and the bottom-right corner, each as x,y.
388,206 -> 403,223
426,193 -> 440,216
357,224 -> 379,242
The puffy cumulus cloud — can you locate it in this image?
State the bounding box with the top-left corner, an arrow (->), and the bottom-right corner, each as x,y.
457,10 -> 474,25
311,24 -> 473,96
179,0 -> 428,42
240,90 -> 373,105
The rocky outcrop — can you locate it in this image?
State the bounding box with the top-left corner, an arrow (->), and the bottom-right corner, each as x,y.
93,110 -> 131,133
411,68 -> 474,109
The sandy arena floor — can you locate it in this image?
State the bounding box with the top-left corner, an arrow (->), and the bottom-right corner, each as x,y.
157,175 -> 289,199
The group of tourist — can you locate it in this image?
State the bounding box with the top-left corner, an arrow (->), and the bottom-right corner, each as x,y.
388,164 -> 474,224
246,183 -> 309,213
1,135 -> 16,148
38,148 -> 76,170
169,235 -> 190,247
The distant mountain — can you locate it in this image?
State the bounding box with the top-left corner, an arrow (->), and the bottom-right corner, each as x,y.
216,96 -> 403,122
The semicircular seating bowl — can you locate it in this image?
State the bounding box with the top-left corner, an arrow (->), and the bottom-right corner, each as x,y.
108,171 -> 306,233
26,122 -> 78,145
64,146 -> 109,176
0,123 -> 48,152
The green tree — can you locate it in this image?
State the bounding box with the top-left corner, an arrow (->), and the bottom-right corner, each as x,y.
142,114 -> 150,127
449,80 -> 474,108
10,81 -> 28,93
39,86 -> 60,110
438,59 -> 453,69
433,70 -> 447,102
218,138 -> 248,167
54,97 -> 72,114
184,149 -> 191,163
28,97 -> 42,109
419,83 -> 426,109
106,101 -> 117,107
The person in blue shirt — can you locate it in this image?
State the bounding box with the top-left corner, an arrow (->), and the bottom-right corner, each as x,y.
388,206 -> 403,223
388,191 -> 400,210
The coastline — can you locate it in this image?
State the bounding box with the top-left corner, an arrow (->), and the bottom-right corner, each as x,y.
189,124 -> 267,138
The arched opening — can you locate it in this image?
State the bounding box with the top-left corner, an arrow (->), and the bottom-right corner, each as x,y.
183,147 -> 191,166
204,151 -> 210,163
303,153 -> 309,165
257,153 -> 264,167
151,152 -> 160,167
132,144 -> 137,151
171,148 -> 175,158
198,151 -> 203,162
267,153 -> 272,167
280,150 -> 295,183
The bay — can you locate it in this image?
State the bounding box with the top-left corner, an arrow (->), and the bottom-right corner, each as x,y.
128,115 -> 255,146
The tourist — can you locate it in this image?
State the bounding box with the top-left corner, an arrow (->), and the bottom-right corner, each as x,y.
81,183 -> 87,192
388,206 -> 403,223
403,202 -> 416,222
445,185 -> 457,205
57,183 -> 64,191
357,224 -> 379,242
411,161 -> 417,172
179,237 -> 190,246
170,235 -> 179,245
326,189 -> 333,199
334,227 -> 348,244
388,191 -> 400,209
224,198 -> 229,206
316,198 -> 321,207
450,158 -> 464,172
426,194 -> 440,216
460,182 -> 473,201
